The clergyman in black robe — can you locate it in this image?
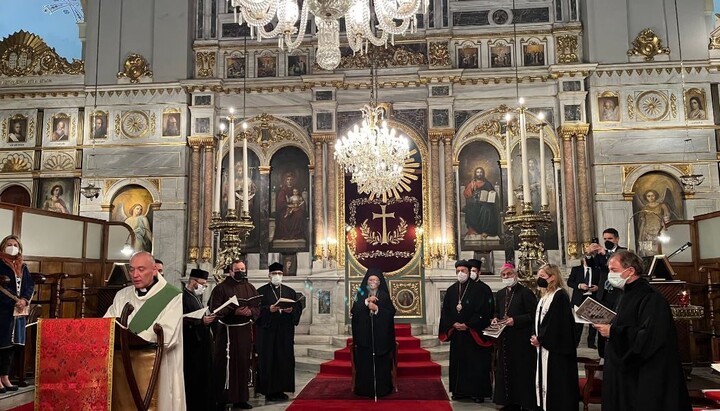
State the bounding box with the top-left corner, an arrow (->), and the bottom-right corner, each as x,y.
351,268 -> 396,398
183,269 -> 215,411
531,264 -> 578,411
439,260 -> 494,403
595,251 -> 691,411
492,263 -> 538,410
256,262 -> 303,401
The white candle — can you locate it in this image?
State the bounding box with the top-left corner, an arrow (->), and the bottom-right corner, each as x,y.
213,124 -> 225,214
228,109 -> 236,212
538,113 -> 548,207
519,104 -> 531,206
242,125 -> 249,215
504,113 -> 514,208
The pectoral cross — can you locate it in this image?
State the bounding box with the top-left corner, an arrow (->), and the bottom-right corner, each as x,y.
372,205 -> 395,245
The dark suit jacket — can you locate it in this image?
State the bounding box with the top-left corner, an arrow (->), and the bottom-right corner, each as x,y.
585,245 -> 627,269
567,264 -> 601,307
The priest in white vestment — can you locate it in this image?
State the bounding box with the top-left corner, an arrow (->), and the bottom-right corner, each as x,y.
104,251 -> 186,411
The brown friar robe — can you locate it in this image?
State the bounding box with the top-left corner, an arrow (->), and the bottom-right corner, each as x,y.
209,276 -> 259,405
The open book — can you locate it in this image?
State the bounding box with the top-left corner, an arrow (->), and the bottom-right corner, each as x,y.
574,297 -> 616,324
272,295 -> 304,309
477,190 -> 497,204
482,320 -> 508,338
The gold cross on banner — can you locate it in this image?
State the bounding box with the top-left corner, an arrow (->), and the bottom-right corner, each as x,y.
372,204 -> 396,245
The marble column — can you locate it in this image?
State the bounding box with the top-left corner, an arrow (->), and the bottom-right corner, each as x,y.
258,166 -> 271,269
574,126 -> 592,244
442,131 -> 456,258
326,138 -> 337,243
311,137 -> 325,254
187,139 -> 202,262
429,133 -> 441,241
201,143 -> 214,262
559,127 -> 579,259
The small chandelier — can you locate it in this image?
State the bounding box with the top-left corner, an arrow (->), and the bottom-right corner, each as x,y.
80,182 -> 101,200
679,138 -> 704,194
229,0 -> 427,70
335,64 -> 413,201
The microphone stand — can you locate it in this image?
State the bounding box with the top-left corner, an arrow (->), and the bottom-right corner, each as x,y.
370,309 -> 378,403
667,242 -> 692,260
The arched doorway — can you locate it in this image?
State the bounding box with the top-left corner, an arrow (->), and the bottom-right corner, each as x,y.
0,185 -> 31,206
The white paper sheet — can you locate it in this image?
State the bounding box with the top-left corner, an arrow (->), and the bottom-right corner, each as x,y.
183,307 -> 207,319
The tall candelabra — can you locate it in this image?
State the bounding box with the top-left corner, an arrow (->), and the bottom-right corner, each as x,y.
210,112 -> 255,282
502,104 -> 553,280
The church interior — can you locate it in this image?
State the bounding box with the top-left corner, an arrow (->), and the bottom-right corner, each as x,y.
3,0 -> 720,409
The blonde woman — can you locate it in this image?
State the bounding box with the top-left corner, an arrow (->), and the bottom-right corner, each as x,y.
530,264 -> 578,410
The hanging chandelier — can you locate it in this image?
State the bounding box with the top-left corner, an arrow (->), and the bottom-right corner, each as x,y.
334,64 -> 414,201
228,0 -> 427,70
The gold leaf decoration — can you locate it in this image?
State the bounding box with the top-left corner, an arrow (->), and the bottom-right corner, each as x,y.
359,217 -> 407,246
556,35 -> 579,64
196,51 -> 216,77
117,53 -> 153,83
0,30 -> 84,77
627,28 -> 670,62
43,152 -> 74,171
0,153 -> 32,172
338,44 -> 427,69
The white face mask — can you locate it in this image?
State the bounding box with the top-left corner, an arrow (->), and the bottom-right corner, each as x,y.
470,271 -> 478,281
607,269 -> 629,289
194,284 -> 207,296
502,277 -> 517,287
271,274 -> 283,286
4,245 -> 19,256
457,272 -> 468,283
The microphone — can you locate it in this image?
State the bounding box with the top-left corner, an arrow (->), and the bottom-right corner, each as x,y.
667,242 -> 692,259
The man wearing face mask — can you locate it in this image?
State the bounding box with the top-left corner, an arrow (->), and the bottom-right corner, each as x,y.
593,251 -> 690,411
255,262 -> 303,402
209,260 -> 260,410
183,269 -> 215,411
585,228 -> 626,356
492,263 -> 538,411
439,260 -> 495,403
468,258 -> 483,282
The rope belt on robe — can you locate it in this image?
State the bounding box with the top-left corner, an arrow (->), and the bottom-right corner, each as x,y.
219,319 -> 254,389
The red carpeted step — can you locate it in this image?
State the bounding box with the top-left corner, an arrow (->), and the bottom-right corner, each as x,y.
396,336 -> 421,349
319,359 -> 352,376
394,324 -> 412,336
397,347 -> 431,362
397,361 -> 442,378
335,346 -> 351,361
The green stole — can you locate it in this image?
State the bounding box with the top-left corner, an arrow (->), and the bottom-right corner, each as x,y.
128,283 -> 181,334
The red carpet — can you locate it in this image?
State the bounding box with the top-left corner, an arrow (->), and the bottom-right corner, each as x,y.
318,324 -> 441,378
288,325 -> 450,411
6,403 -> 33,411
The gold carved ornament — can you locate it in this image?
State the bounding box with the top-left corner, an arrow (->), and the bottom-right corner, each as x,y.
670,93 -> 677,118
338,44 -> 426,69
627,95 -> 635,119
117,53 -> 153,83
429,42 -> 451,67
556,35 -> 579,64
627,29 -> 670,62
196,51 -> 216,78
0,152 -> 32,173
0,31 -> 84,76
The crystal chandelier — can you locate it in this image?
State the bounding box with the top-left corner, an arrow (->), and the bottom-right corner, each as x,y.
228,0 -> 427,70
335,64 -> 413,201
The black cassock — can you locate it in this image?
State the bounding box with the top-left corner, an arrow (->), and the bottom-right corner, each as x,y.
182,288 -> 214,411
493,283 -> 537,410
256,283 -> 303,396
602,278 -> 691,411
439,280 -> 494,399
351,286 -> 396,398
535,289 -> 578,411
